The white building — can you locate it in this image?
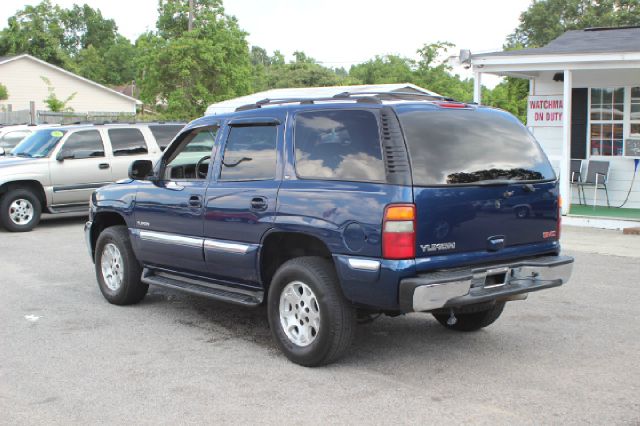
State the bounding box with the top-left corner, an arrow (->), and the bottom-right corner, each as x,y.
205,83 -> 440,115
0,54 -> 142,114
470,26 -> 640,214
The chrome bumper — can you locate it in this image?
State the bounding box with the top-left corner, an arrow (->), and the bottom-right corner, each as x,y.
84,221 -> 93,260
399,255 -> 573,312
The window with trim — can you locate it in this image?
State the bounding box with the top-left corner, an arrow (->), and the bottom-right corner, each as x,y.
219,125 -> 277,181
60,130 -> 105,158
108,128 -> 148,156
631,86 -> 640,137
294,109 -> 385,182
590,88 -> 624,156
164,128 -> 217,180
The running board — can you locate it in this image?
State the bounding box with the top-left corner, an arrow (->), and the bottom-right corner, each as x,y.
141,268 -> 263,307
48,203 -> 89,214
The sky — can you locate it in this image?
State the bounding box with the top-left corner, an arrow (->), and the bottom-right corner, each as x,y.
0,0 -> 535,88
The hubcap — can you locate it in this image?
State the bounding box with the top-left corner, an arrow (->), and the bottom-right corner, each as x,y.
101,243 -> 124,291
279,281 -> 320,347
8,199 -> 34,225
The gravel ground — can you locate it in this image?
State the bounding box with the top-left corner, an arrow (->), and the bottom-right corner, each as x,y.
1,217 -> 639,425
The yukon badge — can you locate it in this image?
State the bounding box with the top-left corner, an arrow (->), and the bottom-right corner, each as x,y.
136,220 -> 150,227
421,242 -> 456,253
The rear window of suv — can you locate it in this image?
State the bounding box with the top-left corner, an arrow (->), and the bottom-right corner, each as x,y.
396,106 -> 556,186
149,125 -> 184,151
294,109 -> 385,182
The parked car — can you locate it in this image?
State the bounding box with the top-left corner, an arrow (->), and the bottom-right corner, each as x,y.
85,93 -> 573,366
0,124 -> 56,155
0,122 -> 184,231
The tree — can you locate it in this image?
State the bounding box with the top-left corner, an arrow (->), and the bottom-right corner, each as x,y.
0,83 -> 8,101
41,76 -> 76,112
59,4 -> 119,55
349,55 -> 415,85
138,0 -> 253,119
0,1 -> 69,67
507,0 -> 640,48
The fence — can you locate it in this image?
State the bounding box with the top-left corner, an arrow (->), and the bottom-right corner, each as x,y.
1,102 -> 137,125
0,109 -> 32,125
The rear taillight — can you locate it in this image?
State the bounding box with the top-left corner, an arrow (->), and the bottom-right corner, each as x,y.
557,196 -> 562,240
382,204 -> 416,259
435,101 -> 469,108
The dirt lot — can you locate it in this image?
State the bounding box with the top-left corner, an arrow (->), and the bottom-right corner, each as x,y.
1,217 -> 639,424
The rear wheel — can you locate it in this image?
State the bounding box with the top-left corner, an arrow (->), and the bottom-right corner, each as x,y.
267,257 -> 356,367
0,188 -> 42,232
95,225 -> 148,305
433,302 -> 505,332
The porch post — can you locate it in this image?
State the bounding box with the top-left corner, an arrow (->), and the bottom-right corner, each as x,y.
473,72 -> 482,104
560,69 -> 572,215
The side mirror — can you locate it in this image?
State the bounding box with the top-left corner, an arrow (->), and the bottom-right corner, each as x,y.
129,159 -> 155,180
0,147 -> 5,156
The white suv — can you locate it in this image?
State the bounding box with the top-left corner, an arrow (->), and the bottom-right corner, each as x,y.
0,124 -> 57,155
0,123 -> 184,231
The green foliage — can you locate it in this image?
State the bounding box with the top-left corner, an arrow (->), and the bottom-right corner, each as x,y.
507,0 -> 640,48
0,83 -> 8,101
137,0 -> 252,119
483,78 -> 529,122
0,0 -> 69,67
41,76 -> 76,112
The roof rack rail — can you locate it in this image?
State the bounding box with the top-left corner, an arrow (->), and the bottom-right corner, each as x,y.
234,91 -> 456,112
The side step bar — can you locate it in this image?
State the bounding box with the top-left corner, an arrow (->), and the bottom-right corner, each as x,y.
141,268 -> 263,307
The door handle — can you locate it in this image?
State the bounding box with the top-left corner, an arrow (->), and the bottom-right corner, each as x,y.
250,197 -> 268,211
188,195 -> 202,208
99,163 -> 110,169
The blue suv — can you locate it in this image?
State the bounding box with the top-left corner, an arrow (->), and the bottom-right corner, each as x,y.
85,92 -> 573,366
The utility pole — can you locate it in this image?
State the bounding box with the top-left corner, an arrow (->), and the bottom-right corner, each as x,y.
188,0 -> 194,31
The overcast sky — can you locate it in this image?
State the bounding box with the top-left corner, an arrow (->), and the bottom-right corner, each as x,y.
1,0 -> 534,87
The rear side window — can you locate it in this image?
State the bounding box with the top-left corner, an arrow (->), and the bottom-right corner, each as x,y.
61,130 -> 105,158
149,125 -> 184,151
396,107 -> 556,186
219,125 -> 277,181
108,128 -> 148,156
294,110 -> 384,182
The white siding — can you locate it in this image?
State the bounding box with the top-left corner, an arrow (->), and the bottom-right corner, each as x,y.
531,72 -> 640,209
0,57 -> 136,113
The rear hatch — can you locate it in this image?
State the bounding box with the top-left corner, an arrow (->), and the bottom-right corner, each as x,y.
395,105 -> 559,260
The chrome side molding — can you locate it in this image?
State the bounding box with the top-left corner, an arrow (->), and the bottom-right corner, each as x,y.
139,230 -> 203,248
204,239 -> 252,254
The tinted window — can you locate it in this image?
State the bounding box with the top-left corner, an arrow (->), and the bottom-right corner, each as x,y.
396,107 -> 556,186
0,131 -> 31,148
220,126 -> 277,181
294,110 -> 384,182
149,125 -> 184,150
108,128 -> 148,156
61,130 -> 105,158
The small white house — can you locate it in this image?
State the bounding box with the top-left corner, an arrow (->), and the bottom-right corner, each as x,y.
0,54 -> 142,114
469,26 -> 640,213
205,83 -> 440,115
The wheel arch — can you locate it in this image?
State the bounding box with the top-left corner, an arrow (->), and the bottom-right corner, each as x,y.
0,180 -> 47,211
90,211 -> 128,259
259,230 -> 334,292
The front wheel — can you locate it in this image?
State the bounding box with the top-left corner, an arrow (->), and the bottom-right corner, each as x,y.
433,302 -> 505,332
0,188 -> 42,232
95,225 -> 148,305
267,257 -> 356,367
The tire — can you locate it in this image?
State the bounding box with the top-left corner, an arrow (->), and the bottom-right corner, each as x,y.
433,302 -> 506,332
95,225 -> 148,305
0,188 -> 42,232
267,257 -> 356,367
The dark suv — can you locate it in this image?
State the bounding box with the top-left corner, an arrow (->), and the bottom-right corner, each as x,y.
85,92 -> 573,366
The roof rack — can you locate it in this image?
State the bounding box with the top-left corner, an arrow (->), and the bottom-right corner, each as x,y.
235,91 -> 454,112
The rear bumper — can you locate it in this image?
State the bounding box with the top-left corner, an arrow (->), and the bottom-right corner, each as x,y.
399,255 -> 573,312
